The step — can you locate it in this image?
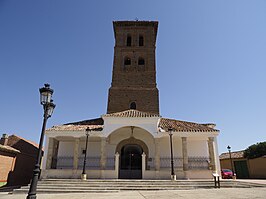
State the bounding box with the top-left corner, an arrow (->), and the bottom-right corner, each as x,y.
12,179 -> 266,194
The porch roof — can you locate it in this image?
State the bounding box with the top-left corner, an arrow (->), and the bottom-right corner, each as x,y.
219,151 -> 244,160
47,111 -> 219,133
159,118 -> 219,132
47,118 -> 104,131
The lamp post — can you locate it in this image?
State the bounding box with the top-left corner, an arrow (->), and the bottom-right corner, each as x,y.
27,84 -> 56,199
81,128 -> 90,180
168,127 -> 176,180
227,145 -> 235,178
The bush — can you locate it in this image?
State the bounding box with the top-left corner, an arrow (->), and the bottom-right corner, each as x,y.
244,142 -> 266,159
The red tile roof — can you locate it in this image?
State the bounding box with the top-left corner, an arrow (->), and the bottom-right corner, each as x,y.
47,111 -> 219,133
159,118 -> 219,132
8,135 -> 39,149
47,124 -> 103,131
219,151 -> 244,160
47,118 -> 103,131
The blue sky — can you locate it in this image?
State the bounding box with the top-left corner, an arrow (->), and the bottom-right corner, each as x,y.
0,0 -> 265,154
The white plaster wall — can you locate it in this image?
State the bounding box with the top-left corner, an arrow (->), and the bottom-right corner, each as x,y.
108,127 -> 155,158
57,141 -> 74,157
187,138 -> 208,157
159,136 -> 182,157
134,128 -> 155,157
79,139 -> 101,157
106,144 -> 117,157
102,117 -> 160,138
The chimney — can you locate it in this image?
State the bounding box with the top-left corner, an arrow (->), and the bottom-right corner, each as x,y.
0,134 -> 9,146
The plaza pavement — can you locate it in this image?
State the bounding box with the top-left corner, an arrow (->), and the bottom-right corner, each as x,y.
0,188 -> 265,199
0,180 -> 265,199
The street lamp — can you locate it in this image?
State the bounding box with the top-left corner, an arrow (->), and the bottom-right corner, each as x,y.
168,127 -> 176,180
81,128 -> 91,180
227,145 -> 235,178
27,84 -> 56,199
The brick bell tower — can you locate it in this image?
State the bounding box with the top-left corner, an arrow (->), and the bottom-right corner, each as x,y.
107,21 -> 159,114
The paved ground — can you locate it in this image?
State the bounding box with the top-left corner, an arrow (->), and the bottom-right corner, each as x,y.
0,188 -> 266,199
1,180 -> 265,199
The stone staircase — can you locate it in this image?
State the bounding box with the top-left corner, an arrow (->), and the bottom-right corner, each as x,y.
13,179 -> 266,194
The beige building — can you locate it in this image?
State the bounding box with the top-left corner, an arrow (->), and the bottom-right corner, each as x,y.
220,151 -> 266,179
42,21 -> 220,180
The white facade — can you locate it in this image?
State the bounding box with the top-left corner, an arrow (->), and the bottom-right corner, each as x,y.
41,110 -> 220,180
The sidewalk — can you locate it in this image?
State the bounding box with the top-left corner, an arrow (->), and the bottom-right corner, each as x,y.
0,188 -> 266,199
234,179 -> 266,185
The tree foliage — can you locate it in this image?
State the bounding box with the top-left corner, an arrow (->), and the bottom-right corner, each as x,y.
244,142 -> 266,159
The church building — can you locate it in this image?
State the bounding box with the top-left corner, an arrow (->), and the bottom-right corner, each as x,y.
42,21 -> 220,180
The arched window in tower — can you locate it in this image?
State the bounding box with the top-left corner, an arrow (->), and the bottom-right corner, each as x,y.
139,35 -> 144,46
130,102 -> 136,110
124,57 -> 131,66
127,35 -> 132,46
138,58 -> 145,65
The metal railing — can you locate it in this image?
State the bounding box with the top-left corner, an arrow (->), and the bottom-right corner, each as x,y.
106,157 -> 115,170
188,156 -> 210,170
53,156 -> 210,170
160,157 -> 183,168
55,156 -> 74,169
159,156 -> 210,170
78,156 -> 101,169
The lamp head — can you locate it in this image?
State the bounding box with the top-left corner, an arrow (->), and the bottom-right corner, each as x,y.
168,127 -> 173,135
46,101 -> 56,118
85,128 -> 91,136
39,84 -> 54,105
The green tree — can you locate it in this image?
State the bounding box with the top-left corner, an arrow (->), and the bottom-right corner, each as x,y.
244,142 -> 266,159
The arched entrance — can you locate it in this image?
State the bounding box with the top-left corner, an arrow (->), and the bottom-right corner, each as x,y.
119,144 -> 143,179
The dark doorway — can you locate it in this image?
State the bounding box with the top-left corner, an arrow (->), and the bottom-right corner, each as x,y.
119,144 -> 142,179
234,160 -> 249,179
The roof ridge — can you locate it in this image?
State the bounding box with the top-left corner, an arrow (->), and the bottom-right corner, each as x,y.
102,109 -> 161,117
64,117 -> 104,125
9,134 -> 39,148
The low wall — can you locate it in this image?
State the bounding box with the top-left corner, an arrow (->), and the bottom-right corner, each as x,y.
41,169 -> 117,179
249,157 -> 266,179
42,169 -> 213,180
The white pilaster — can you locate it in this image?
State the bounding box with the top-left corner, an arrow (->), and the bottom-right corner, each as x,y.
100,137 -> 107,178
214,137 -> 221,174
208,137 -> 216,172
115,152 -> 119,179
45,137 -> 54,169
154,138 -> 160,179
142,152 -> 146,179
73,138 -> 80,170
182,137 -> 188,171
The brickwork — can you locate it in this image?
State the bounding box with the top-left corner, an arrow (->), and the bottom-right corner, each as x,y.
0,135 -> 39,186
107,21 -> 159,114
0,151 -> 16,183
